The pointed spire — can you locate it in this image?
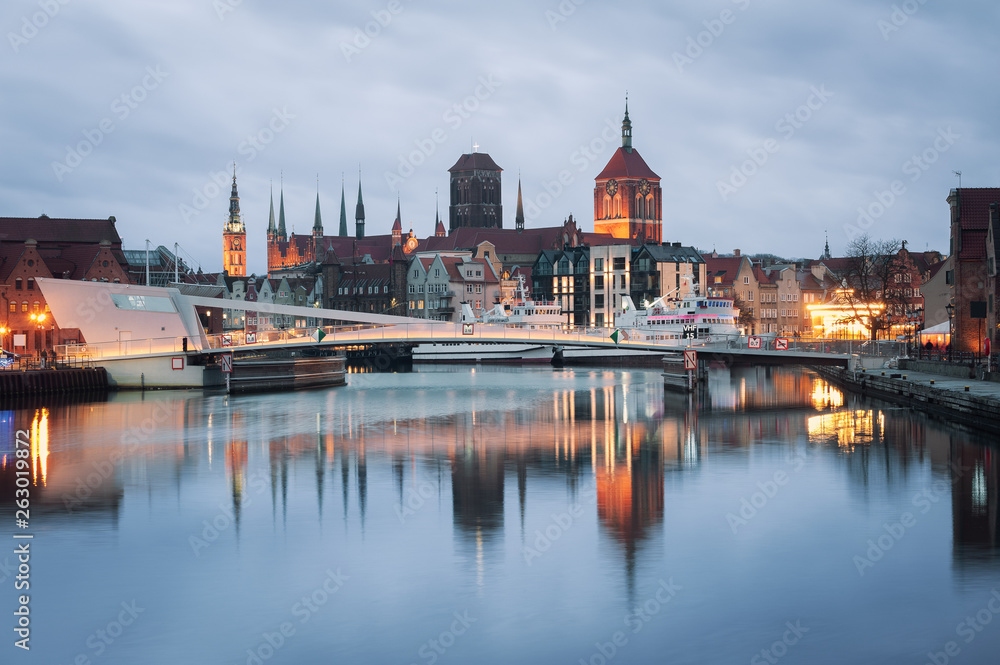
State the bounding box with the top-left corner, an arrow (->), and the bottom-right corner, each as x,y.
515,176 -> 525,233
277,173 -> 287,241
313,183 -> 323,237
227,164 -> 243,232
355,170 -> 365,239
823,230 -> 831,260
392,197 -> 402,232
338,176 -> 348,237
434,189 -> 446,237
267,183 -> 276,238
622,93 -> 632,152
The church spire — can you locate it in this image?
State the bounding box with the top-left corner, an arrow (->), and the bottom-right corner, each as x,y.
391,196 -> 402,246
338,175 -> 348,237
434,188 -> 446,237
515,177 -> 525,232
226,164 -> 244,233
355,170 -> 366,239
267,183 -> 276,240
622,94 -> 633,152
313,178 -> 323,238
277,174 -> 287,241
822,231 -> 831,260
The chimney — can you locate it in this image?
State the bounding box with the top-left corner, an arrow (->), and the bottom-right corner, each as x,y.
734,249 -> 741,257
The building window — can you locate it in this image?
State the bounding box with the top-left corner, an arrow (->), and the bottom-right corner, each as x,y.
474,300 -> 482,309
594,275 -> 604,290
594,258 -> 603,271
743,276 -> 750,284
15,278 -> 22,290
21,302 -> 28,312
475,285 -> 482,294
466,284 -> 474,294
8,302 -> 14,313
27,278 -> 34,290
613,257 -> 626,271
434,269 -> 440,277
595,294 -> 605,308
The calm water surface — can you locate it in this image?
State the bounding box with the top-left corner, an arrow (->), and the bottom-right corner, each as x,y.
2,366 -> 999,664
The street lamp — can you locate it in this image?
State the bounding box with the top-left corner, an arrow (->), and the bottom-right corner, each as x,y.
946,302 -> 955,362
30,312 -> 47,366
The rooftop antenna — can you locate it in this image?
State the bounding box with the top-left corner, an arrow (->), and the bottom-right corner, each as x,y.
953,170 -> 962,188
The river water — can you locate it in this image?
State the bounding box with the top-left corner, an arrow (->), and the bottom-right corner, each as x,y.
2,366 -> 999,664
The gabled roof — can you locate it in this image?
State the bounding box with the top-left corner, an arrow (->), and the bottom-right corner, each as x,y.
0,216 -> 123,245
448,152 -> 502,173
595,147 -> 660,181
953,188 -> 1000,261
701,255 -> 745,286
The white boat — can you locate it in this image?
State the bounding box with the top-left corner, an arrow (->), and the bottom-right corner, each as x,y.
412,276 -> 742,364
414,276 -> 565,363
609,277 -> 743,346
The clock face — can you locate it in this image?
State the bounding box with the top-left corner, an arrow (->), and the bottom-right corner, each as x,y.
639,179 -> 650,196
405,237 -> 419,253
605,179 -> 618,196
232,237 -> 242,250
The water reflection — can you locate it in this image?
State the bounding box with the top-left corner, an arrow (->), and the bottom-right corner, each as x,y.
1,367 -> 999,662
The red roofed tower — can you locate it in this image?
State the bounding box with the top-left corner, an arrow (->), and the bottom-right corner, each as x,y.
593,100 -> 662,244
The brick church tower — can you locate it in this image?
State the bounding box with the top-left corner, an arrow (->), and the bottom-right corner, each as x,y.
223,166 -> 247,276
448,149 -> 503,232
593,101 -> 662,244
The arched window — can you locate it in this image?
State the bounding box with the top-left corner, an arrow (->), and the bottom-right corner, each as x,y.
636,195 -> 645,219
603,195 -> 611,219
21,301 -> 28,312
646,194 -> 655,220
613,194 -> 621,218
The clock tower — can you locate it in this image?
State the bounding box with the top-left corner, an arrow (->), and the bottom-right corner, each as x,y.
593,101 -> 662,244
223,166 -> 247,276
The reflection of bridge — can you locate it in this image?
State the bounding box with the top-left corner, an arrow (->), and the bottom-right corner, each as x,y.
39,279 -> 851,386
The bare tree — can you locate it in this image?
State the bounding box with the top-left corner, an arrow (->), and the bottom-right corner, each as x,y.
732,294 -> 757,332
837,234 -> 908,340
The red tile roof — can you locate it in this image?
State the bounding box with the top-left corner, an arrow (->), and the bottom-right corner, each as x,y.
954,188 -> 1000,261
595,147 -> 661,181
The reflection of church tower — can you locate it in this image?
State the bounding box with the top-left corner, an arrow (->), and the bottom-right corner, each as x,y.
223,166 -> 247,276
451,424 -> 505,542
593,100 -> 662,244
448,149 -> 503,232
595,424 -> 664,591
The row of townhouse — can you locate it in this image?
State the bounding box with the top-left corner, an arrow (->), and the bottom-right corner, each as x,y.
406,252 -> 501,320
206,272 -> 324,333
531,242 -> 708,329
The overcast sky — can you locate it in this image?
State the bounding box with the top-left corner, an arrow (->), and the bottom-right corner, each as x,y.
3,0 -> 999,273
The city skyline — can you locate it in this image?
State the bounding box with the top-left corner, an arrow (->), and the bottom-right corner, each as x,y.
3,2 -> 999,273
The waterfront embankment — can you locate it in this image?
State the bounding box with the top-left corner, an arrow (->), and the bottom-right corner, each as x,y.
814,363 -> 1000,435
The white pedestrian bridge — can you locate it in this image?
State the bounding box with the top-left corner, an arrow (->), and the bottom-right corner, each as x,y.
38,279 -> 852,384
